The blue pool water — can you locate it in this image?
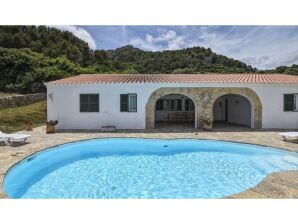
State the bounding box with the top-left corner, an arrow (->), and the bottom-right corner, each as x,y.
3,138 -> 298,199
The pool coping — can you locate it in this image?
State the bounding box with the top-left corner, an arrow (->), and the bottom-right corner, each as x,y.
1,136 -> 298,199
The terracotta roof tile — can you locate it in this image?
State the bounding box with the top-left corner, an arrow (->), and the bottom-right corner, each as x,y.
46,73 -> 298,85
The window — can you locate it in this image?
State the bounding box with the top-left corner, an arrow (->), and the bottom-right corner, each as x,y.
185,99 -> 195,111
295,94 -> 298,111
156,99 -> 182,111
156,99 -> 164,110
129,94 -> 137,112
163,99 -> 171,110
284,93 -> 298,111
80,94 -> 99,112
284,94 -> 294,111
120,93 -> 137,112
162,99 -> 180,111
177,99 -> 182,111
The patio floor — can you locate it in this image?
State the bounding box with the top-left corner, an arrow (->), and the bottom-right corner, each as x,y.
0,126 -> 297,199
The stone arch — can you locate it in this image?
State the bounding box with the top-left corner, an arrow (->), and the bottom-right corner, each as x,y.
209,88 -> 262,128
145,88 -> 201,129
146,87 -> 262,129
212,94 -> 252,127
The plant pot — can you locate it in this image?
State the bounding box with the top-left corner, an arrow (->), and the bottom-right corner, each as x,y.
202,123 -> 212,131
46,125 -> 56,134
26,123 -> 33,131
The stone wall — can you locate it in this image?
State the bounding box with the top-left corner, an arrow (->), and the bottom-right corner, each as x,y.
0,93 -> 46,109
145,87 -> 262,129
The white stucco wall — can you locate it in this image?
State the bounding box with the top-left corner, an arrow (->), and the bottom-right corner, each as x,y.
213,95 -> 251,127
46,82 -> 298,130
227,95 -> 251,126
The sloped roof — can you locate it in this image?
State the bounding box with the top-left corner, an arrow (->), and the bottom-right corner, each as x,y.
46,73 -> 298,85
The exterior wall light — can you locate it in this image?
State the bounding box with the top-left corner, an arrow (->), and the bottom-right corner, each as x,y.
48,93 -> 53,101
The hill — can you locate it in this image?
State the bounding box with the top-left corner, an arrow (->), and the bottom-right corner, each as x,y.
105,45 -> 255,74
0,26 -> 297,93
0,25 -> 93,66
0,47 -> 96,93
0,100 -> 46,133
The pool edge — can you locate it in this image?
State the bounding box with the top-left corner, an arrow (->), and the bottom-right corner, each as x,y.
1,137 -> 298,199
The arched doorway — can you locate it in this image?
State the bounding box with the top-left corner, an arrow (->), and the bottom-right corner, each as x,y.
146,87 -> 262,129
154,94 -> 196,129
213,94 -> 253,128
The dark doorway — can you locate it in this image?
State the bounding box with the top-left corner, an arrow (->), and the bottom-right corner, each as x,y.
155,94 -> 195,129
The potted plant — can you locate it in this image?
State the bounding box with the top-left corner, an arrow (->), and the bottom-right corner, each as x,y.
202,116 -> 213,131
26,122 -> 33,131
46,120 -> 58,134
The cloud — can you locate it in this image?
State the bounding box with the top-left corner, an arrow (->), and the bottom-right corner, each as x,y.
129,30 -> 186,51
243,51 -> 298,69
50,25 -> 97,49
241,56 -> 270,68
180,26 -> 298,69
79,25 -> 298,69
129,37 -> 162,51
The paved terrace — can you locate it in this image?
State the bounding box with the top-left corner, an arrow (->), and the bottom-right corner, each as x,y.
1,126 -> 297,199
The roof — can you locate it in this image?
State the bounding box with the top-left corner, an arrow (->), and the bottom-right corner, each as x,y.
46,73 -> 298,85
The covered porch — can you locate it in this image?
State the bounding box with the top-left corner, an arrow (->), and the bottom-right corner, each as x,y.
145,87 -> 263,130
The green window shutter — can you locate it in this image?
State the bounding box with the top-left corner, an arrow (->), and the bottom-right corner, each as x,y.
120,94 -> 128,112
80,94 -> 89,112
80,94 -> 99,112
284,94 -> 294,111
89,94 -> 99,104
89,94 -> 99,112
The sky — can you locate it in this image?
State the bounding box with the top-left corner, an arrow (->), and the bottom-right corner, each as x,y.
52,26 -> 298,70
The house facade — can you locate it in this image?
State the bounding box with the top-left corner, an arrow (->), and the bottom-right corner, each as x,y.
45,74 -> 298,130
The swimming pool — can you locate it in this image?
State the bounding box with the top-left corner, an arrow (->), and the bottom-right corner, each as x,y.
3,138 -> 298,199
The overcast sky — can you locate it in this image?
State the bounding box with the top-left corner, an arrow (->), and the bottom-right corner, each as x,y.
52,26 -> 298,70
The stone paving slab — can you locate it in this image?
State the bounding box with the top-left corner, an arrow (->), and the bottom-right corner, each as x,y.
229,171 -> 298,199
226,190 -> 271,199
0,126 -> 297,199
0,186 -> 6,199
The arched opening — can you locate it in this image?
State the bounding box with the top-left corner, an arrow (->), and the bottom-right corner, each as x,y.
212,94 -> 253,128
154,94 -> 196,129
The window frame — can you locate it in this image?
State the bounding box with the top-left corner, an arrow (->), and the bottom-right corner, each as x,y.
156,99 -> 164,111
185,99 -> 195,111
293,93 -> 298,112
162,99 -> 179,111
120,93 -> 137,112
156,99 -> 185,111
128,93 -> 137,112
80,93 -> 99,113
283,93 -> 298,112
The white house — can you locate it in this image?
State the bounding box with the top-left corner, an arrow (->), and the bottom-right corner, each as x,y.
45,74 -> 298,130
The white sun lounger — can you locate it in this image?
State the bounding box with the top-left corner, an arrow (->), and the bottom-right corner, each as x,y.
279,132 -> 298,141
0,131 -> 30,146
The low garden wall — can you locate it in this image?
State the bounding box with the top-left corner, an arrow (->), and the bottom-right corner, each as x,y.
0,93 -> 46,109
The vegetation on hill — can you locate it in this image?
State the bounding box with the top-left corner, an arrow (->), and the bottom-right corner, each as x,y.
266,64 -> 298,76
0,26 -> 93,66
0,100 -> 47,133
104,45 -> 256,74
0,25 -> 297,93
0,47 -> 96,93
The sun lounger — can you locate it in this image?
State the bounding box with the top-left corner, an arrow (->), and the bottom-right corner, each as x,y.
279,132 -> 298,141
0,131 -> 30,146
